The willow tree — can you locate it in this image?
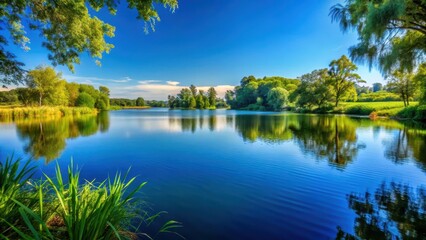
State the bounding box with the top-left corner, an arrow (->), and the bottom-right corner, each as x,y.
330,0 -> 426,73
0,0 -> 178,84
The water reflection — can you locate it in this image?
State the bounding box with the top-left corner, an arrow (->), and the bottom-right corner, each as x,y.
337,182 -> 426,239
15,112 -> 109,162
383,125 -> 426,171
289,116 -> 365,169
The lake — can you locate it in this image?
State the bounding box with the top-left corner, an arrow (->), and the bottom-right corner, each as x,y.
1,109 -> 425,239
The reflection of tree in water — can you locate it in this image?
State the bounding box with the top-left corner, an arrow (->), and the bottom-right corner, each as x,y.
16,113 -> 109,163
169,115 -> 217,133
234,115 -> 297,143
289,116 -> 365,169
337,182 -> 426,240
383,125 -> 426,171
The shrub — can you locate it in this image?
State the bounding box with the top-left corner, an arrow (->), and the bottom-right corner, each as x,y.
415,105 -> 426,121
76,93 -> 95,108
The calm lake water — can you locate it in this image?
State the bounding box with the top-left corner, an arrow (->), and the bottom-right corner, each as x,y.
1,109 -> 426,239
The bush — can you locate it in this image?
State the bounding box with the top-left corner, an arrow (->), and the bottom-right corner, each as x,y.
344,105 -> 375,115
76,93 -> 95,108
415,105 -> 426,121
397,106 -> 418,119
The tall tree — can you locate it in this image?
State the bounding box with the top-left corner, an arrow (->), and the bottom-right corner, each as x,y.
0,0 -> 178,84
189,84 -> 197,96
328,55 -> 364,107
66,82 -> 80,106
330,0 -> 426,73
27,66 -> 66,106
387,70 -> 417,107
99,86 -> 110,96
207,87 -> 217,108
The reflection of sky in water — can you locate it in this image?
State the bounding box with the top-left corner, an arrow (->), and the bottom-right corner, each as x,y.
0,109 -> 425,239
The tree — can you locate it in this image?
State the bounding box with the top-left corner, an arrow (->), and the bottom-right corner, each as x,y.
387,70 -> 417,107
292,69 -> 334,109
177,88 -> 192,108
328,55 -> 364,107
76,92 -> 95,108
27,66 -> 66,106
207,87 -> 217,108
196,93 -> 205,109
99,86 -> 110,96
189,96 -> 196,109
15,88 -> 37,106
266,87 -> 288,111
330,0 -> 426,73
136,97 -> 145,106
372,83 -> 383,92
414,63 -> 426,104
0,0 -> 178,85
189,84 -> 197,96
66,82 -> 80,106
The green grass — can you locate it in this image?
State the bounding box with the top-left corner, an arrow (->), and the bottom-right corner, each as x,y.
0,157 -> 182,239
335,102 -> 419,116
0,106 -> 98,121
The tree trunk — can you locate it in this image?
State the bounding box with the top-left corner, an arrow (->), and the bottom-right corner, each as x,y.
39,94 -> 42,106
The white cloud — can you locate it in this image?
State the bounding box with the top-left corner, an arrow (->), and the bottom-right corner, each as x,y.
63,75 -> 132,84
138,80 -> 162,84
166,81 -> 180,86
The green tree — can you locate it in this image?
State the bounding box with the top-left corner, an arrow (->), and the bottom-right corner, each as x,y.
189,84 -> 197,96
177,88 -> 192,108
196,93 -> 205,109
266,87 -> 288,111
99,86 -> 110,96
76,92 -> 95,108
292,69 -> 334,110
414,63 -> 426,104
14,88 -> 37,106
330,0 -> 426,73
136,97 -> 145,106
189,96 -> 196,109
66,82 -> 80,106
0,0 -> 178,84
328,55 -> 364,107
207,87 -> 217,108
27,66 -> 67,106
387,70 -> 417,107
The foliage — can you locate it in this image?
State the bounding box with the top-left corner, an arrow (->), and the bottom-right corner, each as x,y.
386,70 -> 418,107
0,157 -> 37,236
327,55 -> 364,106
136,97 -> 145,107
228,76 -> 300,111
0,0 -> 178,85
0,157 -> 182,239
357,91 -> 401,102
27,66 -> 67,106
266,87 -> 288,111
291,69 -> 333,110
76,93 -> 95,108
330,0 -> 426,73
168,85 -> 224,110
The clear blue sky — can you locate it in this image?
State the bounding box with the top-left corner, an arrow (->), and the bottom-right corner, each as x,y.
10,0 -> 385,100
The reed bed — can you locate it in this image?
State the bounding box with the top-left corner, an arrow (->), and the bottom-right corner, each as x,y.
0,107 -> 98,122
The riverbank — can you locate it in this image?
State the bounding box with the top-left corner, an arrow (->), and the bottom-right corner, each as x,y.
0,106 -> 98,121
291,102 -> 426,120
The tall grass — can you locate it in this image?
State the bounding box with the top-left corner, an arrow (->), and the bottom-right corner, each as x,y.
0,157 -> 182,239
0,107 -> 97,122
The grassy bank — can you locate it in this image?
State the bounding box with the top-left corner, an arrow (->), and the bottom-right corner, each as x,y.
0,157 -> 181,239
0,106 -> 98,121
294,102 -> 424,119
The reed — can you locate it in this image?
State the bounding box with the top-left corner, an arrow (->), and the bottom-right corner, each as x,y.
0,158 -> 182,239
0,107 -> 98,121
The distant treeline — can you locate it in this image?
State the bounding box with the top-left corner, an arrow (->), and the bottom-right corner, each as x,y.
0,66 -> 110,110
110,97 -> 167,108
167,85 -> 228,109
225,55 -> 423,112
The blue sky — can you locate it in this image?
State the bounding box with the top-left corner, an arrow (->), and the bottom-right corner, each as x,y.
8,0 -> 385,100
